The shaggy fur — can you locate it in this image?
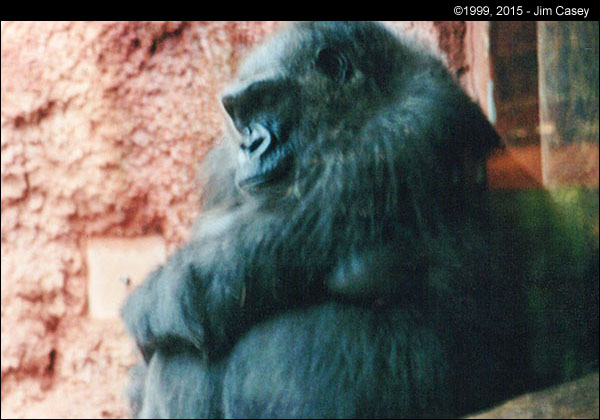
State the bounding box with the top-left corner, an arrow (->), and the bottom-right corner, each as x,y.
122,21 -> 517,418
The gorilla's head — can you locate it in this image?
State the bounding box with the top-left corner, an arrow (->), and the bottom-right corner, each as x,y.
216,21 -> 499,231
221,22 -> 416,192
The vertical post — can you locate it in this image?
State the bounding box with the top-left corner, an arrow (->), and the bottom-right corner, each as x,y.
537,21 -> 599,187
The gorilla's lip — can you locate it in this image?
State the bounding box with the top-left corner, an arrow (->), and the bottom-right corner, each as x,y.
236,153 -> 292,190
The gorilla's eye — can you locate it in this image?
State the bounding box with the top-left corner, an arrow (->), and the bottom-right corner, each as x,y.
315,48 -> 351,83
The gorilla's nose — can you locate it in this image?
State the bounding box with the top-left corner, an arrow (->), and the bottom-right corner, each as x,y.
241,123 -> 272,159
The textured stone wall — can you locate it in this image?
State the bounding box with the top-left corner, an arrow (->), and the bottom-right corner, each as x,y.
0,21 -> 477,418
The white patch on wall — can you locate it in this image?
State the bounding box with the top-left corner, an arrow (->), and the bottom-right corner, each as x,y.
86,236 -> 166,319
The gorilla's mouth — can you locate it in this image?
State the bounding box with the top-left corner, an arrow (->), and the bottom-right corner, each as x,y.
236,150 -> 292,190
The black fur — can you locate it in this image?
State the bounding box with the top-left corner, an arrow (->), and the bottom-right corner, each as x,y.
122,21 -> 520,418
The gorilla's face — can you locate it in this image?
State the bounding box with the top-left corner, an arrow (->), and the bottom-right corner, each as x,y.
220,22 -> 393,192
220,66 -> 299,190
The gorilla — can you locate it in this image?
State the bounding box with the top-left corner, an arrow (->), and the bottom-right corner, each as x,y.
121,21 -> 522,418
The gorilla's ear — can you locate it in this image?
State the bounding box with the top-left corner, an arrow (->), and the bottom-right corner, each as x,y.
316,47 -> 351,83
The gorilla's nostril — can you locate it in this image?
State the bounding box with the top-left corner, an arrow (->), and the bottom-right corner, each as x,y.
246,137 -> 264,154
241,123 -> 272,157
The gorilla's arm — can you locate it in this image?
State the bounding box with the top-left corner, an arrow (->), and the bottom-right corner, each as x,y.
327,244 -> 422,301
121,222 -> 425,357
121,245 -> 207,359
121,207 -> 323,356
